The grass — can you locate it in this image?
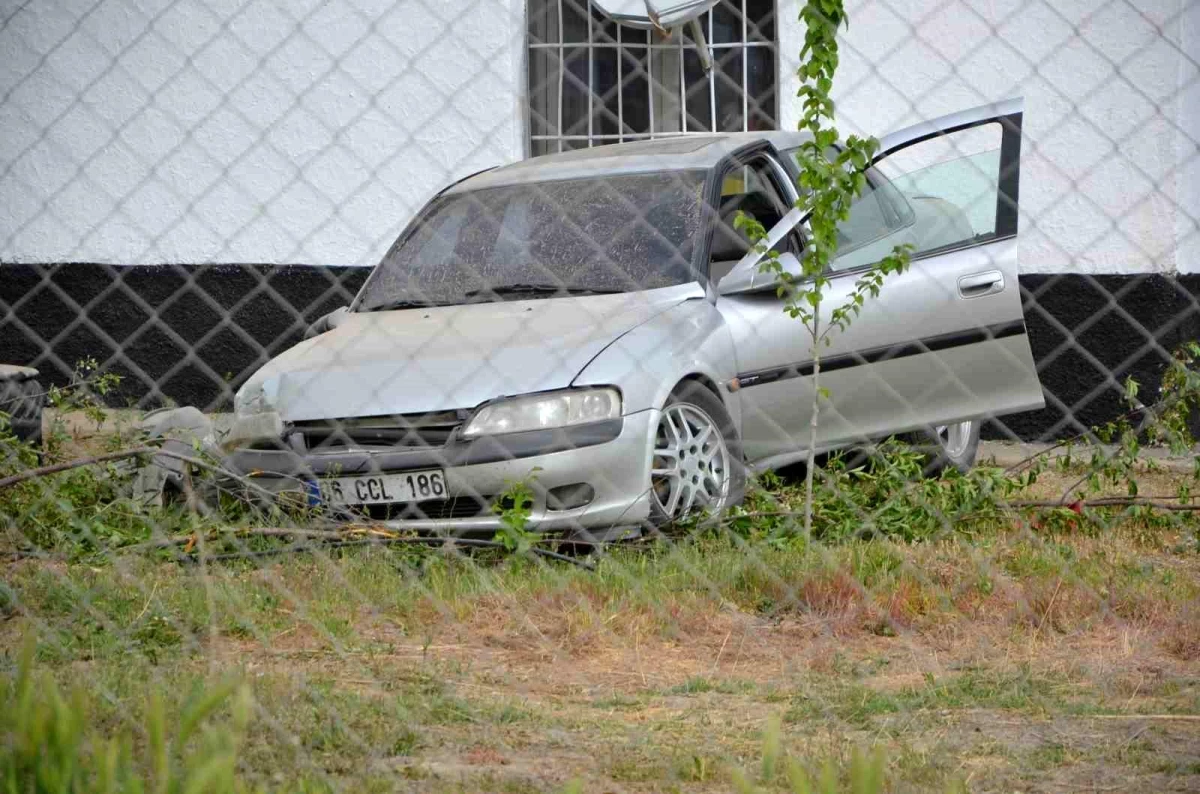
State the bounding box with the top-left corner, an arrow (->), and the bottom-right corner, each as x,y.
3,519 -> 1199,792
4,410 -> 1200,791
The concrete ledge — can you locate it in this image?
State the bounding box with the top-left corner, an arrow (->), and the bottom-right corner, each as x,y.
979,440 -> 1197,474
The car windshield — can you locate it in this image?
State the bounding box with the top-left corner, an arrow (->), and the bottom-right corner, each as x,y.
357,169 -> 707,309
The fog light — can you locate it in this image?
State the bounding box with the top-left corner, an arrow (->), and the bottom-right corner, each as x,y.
547,483 -> 594,511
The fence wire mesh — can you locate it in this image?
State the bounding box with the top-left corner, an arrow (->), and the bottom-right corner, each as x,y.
2,1 -> 1199,792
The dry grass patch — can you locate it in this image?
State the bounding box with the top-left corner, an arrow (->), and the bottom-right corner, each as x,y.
5,523 -> 1199,792
1164,608 -> 1200,662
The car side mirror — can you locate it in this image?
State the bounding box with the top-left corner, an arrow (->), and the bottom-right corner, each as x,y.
718,251 -> 803,296
304,306 -> 349,339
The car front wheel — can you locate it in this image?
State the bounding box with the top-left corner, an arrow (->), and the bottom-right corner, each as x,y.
649,383 -> 744,525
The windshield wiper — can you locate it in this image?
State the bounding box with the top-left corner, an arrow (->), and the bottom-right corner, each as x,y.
363,299 -> 449,312
366,285 -> 623,311
464,283 -> 622,299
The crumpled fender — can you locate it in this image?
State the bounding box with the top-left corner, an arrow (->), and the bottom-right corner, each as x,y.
132,406 -> 221,508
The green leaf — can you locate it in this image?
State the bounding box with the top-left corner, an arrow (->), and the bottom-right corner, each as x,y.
787,759 -> 813,794
177,677 -> 240,747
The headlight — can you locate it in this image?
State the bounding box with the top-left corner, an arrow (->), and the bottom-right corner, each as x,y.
234,381 -> 274,417
461,388 -> 621,438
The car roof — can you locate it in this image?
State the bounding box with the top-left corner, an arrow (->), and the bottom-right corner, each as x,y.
447,130 -> 813,194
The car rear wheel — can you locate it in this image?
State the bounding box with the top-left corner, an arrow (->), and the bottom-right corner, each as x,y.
918,419 -> 980,475
649,383 -> 744,525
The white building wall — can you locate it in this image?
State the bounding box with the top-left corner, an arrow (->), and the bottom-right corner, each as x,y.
1177,0 -> 1200,274
0,0 -> 527,267
2,0 -> 1196,274
780,0 -> 1199,275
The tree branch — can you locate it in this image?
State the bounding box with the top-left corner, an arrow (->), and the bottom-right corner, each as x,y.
0,446 -> 160,490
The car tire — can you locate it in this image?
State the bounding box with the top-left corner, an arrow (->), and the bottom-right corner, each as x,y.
1,376 -> 44,451
908,419 -> 980,476
648,381 -> 745,526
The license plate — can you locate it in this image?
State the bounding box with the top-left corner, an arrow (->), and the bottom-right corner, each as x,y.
315,469 -> 446,506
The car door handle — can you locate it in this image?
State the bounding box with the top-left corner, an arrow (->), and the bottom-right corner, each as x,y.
957,270 -> 1004,298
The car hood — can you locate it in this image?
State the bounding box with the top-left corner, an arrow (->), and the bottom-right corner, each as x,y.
241,284 -> 703,421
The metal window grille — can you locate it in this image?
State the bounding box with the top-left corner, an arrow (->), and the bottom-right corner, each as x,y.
527,0 -> 778,154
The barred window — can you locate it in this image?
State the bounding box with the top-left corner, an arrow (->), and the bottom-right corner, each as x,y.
527,1 -> 778,155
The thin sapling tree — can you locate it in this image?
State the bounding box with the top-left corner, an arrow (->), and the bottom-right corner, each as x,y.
737,0 -> 913,538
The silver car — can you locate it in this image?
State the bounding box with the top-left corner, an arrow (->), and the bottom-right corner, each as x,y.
224,99 -> 1044,537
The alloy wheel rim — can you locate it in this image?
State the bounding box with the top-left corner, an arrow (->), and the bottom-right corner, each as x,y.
936,420 -> 973,459
651,403 -> 731,519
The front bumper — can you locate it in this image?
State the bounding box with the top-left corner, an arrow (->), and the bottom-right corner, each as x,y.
227,412 -> 657,533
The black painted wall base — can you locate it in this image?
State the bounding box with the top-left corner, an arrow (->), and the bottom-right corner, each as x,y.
2,263 -> 1198,442
988,273 -> 1200,442
0,263 -> 365,413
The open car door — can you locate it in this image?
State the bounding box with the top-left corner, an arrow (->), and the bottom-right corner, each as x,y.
720,98 -> 1045,465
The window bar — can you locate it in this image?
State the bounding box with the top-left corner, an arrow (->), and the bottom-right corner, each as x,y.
741,0 -> 748,131
616,20 -> 623,142
557,0 -> 564,153
708,11 -> 716,131
587,2 -> 593,147
647,27 -> 655,137
679,32 -> 686,132
534,134 -> 660,140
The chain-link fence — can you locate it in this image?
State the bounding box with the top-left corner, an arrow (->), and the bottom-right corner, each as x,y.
2,1 -> 1199,792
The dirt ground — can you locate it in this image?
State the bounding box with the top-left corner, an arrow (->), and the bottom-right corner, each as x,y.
208,579 -> 1199,792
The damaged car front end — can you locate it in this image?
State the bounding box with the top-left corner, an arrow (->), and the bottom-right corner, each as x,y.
224,392 -> 652,534
186,163 -> 721,537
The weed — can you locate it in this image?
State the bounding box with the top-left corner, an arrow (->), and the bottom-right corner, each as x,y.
492,475 -> 539,554
1,634 -> 257,793
673,751 -> 720,783
664,676 -> 756,696
488,701 -> 534,724
1028,741 -> 1072,770
1163,608 -> 1200,661
668,676 -> 714,694
731,714 -> 889,793
426,692 -> 477,724
591,692 -> 643,710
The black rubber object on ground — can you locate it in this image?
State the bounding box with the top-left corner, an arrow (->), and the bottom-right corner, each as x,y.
0,370 -> 44,449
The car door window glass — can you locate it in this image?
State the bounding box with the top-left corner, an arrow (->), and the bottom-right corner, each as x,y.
780,147 -> 913,274
837,186 -> 889,248
825,171 -> 917,273
872,168 -> 916,228
710,156 -> 792,282
874,122 -> 1003,256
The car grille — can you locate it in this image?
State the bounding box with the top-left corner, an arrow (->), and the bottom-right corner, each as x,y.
292,410 -> 468,452
356,495 -> 493,521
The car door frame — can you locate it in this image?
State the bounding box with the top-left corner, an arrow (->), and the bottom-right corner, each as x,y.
694,139 -> 804,300
701,141 -> 813,462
